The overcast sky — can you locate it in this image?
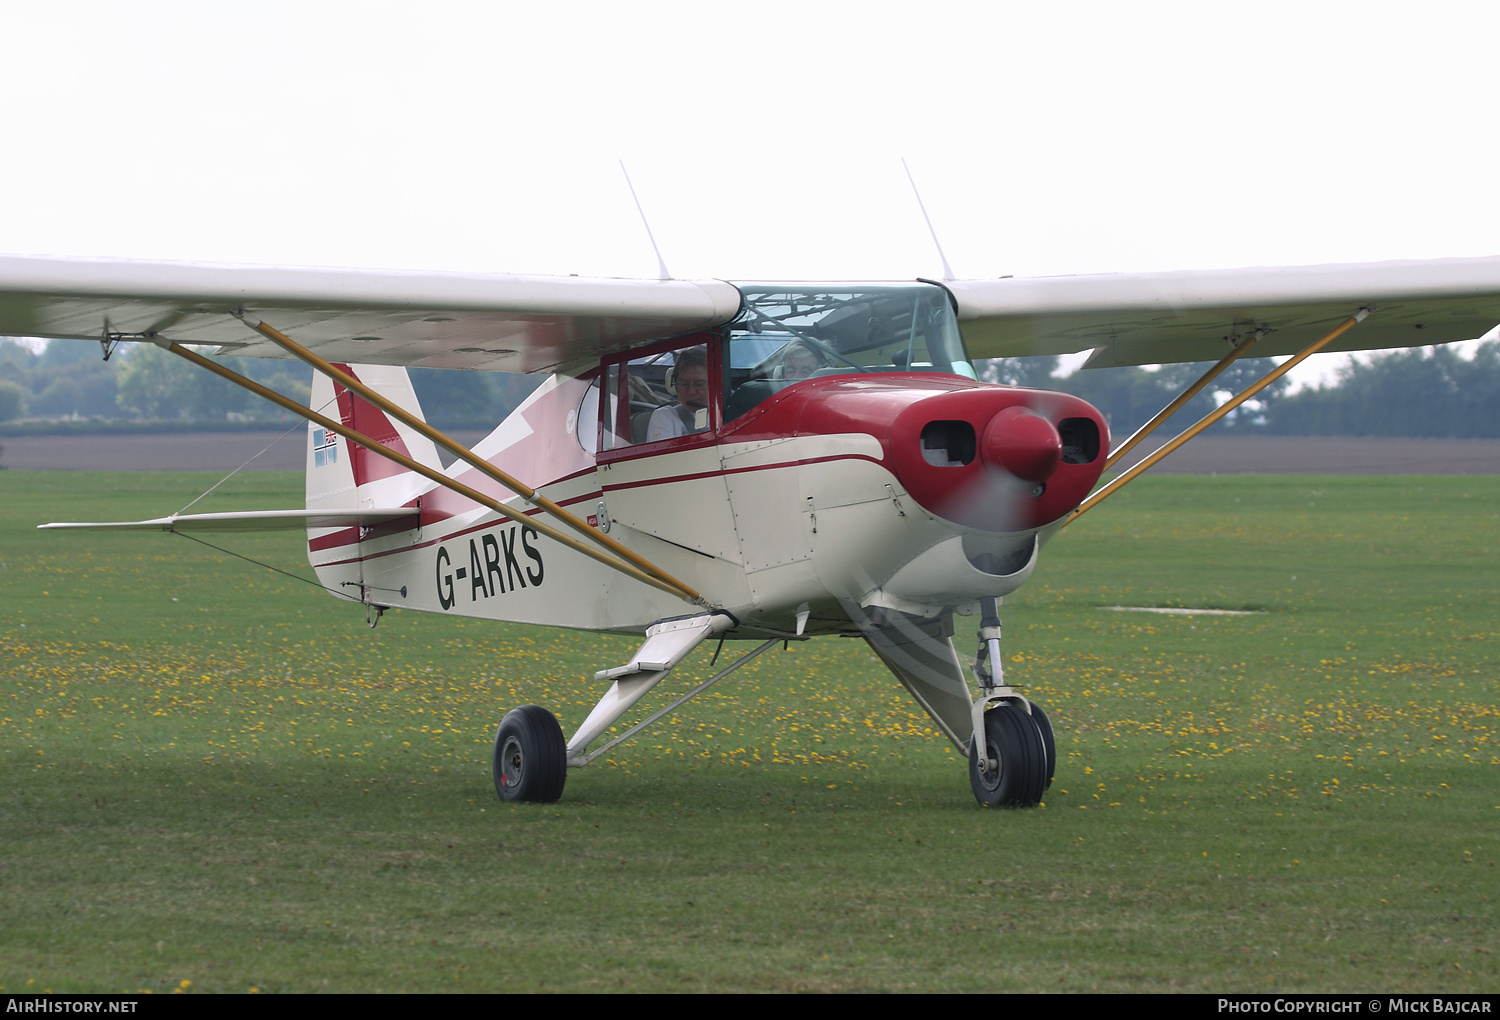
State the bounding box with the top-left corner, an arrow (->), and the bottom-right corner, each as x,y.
5,1 -> 1497,384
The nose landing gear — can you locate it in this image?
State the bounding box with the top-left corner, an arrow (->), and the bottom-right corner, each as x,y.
968,596 -> 1056,808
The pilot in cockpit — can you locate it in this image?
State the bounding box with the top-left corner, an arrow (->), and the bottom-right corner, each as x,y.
645,345 -> 710,442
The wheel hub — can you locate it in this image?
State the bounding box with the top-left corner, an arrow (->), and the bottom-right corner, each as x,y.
975,737 -> 1003,791
501,736 -> 525,788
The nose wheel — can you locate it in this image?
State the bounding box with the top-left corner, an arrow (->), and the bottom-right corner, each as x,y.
493,705 -> 567,804
969,701 -> 1053,807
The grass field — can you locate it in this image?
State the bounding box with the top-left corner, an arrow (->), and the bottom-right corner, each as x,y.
2,470 -> 1496,993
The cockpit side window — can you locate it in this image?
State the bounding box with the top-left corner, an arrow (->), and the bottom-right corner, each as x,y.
723,283 -> 975,422
600,338 -> 716,451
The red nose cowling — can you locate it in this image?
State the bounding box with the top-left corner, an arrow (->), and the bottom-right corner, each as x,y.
887,386 -> 1107,531
722,375 -> 1110,533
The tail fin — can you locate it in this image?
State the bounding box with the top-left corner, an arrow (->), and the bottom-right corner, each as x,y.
306,363 -> 442,510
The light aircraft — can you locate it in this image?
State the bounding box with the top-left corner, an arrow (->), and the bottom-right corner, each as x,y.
5,251 -> 1500,807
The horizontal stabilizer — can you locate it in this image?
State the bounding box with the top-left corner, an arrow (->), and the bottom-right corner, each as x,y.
39,508 -> 418,533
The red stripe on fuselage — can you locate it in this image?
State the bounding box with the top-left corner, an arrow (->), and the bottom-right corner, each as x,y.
311,452 -> 880,569
308,526 -> 362,552
599,453 -> 884,494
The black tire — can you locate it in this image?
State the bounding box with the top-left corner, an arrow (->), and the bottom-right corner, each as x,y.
1028,700 -> 1057,791
968,702 -> 1047,808
492,705 -> 567,804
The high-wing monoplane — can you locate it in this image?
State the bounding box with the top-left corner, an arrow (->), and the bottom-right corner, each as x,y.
7,251 -> 1500,806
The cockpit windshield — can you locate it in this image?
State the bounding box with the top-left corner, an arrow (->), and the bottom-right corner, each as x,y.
723,283 -> 976,422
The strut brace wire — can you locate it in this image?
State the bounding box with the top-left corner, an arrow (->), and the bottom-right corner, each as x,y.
172,530 -> 351,600
173,392 -> 340,517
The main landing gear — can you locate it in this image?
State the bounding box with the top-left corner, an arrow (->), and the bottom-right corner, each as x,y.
488,605 -> 1058,810
493,705 -> 567,804
968,596 -> 1055,808
491,612 -> 759,805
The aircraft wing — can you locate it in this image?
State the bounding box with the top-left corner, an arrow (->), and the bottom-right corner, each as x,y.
8,252 -> 1500,373
38,509 -> 418,532
0,254 -> 742,373
948,255 -> 1500,368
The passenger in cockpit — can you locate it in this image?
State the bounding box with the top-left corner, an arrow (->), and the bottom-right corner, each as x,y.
779,342 -> 824,381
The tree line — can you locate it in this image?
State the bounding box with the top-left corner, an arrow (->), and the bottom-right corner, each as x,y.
0,338 -> 542,430
2,335 -> 1497,437
982,338 -> 1500,439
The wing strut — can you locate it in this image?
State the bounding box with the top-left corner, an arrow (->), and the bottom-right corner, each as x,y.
1066,308 -> 1372,525
232,312 -> 704,603
1104,331 -> 1263,470
152,338 -> 706,605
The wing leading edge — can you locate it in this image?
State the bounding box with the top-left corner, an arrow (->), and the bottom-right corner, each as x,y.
949,255 -> 1500,367
0,254 -> 742,373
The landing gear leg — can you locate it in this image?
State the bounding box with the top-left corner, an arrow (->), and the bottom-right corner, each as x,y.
967,596 -> 1053,807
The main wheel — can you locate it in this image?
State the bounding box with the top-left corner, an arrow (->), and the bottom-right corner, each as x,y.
969,702 -> 1047,808
492,705 -> 567,804
1029,700 -> 1057,791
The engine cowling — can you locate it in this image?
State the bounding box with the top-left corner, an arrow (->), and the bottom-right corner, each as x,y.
722,374 -> 1109,533
888,386 -> 1107,532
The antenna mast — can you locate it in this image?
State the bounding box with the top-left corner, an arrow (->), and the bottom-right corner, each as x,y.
620,160 -> 671,281
902,158 -> 956,281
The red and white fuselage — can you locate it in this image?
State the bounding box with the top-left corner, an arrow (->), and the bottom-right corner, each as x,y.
304,357 -> 1109,637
